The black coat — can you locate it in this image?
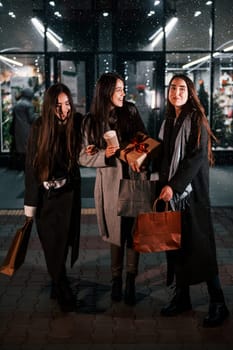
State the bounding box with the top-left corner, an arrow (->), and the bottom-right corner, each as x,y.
11,96 -> 37,154
24,117 -> 81,282
159,111 -> 218,286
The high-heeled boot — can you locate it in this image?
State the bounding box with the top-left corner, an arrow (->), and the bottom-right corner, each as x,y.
111,276 -> 122,302
51,276 -> 77,312
161,286 -> 192,316
124,272 -> 136,305
203,277 -> 229,327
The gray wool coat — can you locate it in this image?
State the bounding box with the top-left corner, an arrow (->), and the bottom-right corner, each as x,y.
79,101 -> 148,247
80,149 -> 124,246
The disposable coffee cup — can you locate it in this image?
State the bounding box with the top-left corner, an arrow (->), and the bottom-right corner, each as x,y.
103,130 -> 119,147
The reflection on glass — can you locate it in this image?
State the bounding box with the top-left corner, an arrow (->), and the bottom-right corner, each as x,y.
0,55 -> 45,152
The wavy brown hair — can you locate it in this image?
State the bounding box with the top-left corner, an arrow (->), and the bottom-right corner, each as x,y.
34,83 -> 78,182
84,72 -> 124,148
166,74 -> 217,166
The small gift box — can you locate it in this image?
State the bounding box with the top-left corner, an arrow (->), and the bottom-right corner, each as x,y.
119,132 -> 160,167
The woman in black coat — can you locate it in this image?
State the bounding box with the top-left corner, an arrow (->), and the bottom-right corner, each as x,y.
24,83 -> 82,312
156,74 -> 229,327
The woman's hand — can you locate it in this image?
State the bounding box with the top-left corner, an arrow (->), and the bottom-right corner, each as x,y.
129,161 -> 140,173
159,185 -> 173,202
85,145 -> 98,155
105,145 -> 119,158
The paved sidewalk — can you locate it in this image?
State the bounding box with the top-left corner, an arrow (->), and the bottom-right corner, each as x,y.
0,207 -> 232,349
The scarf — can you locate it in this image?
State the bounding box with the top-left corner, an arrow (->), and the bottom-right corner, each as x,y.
159,115 -> 193,202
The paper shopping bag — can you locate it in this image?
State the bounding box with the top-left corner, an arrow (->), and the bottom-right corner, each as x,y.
117,178 -> 157,217
0,218 -> 33,276
133,200 -> 181,253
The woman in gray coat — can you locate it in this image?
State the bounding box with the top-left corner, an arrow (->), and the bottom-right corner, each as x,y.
79,72 -> 148,305
156,74 -> 229,327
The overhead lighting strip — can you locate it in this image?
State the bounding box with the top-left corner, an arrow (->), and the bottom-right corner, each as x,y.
149,17 -> 178,48
0,55 -> 23,66
31,17 -> 62,48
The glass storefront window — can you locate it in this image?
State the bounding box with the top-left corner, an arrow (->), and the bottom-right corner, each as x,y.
98,54 -> 113,77
166,0 -> 212,51
0,54 -> 45,152
215,0 -> 233,51
166,53 -> 211,103
116,0 -> 163,52
58,60 -> 86,115
0,0 -> 44,52
98,13 -> 113,51
46,0 -> 94,52
212,54 -> 233,149
0,0 -> 232,158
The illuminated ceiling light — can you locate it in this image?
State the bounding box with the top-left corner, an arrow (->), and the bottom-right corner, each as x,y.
8,11 -> 16,18
31,17 -> 62,48
0,2 -> 3,7
148,10 -> 155,17
149,17 -> 178,48
224,45 -> 233,52
149,27 -> 162,41
0,55 -> 23,66
49,1 -> 55,6
206,1 -> 212,5
48,28 -> 62,42
154,1 -> 160,5
103,12 -> 109,17
194,11 -> 202,17
182,53 -> 220,69
54,11 -> 62,18
182,41 -> 233,69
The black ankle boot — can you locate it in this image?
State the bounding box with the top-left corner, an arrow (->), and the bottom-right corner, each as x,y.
53,279 -> 77,312
161,287 -> 192,316
111,276 -> 122,302
203,302 -> 229,327
124,273 -> 136,306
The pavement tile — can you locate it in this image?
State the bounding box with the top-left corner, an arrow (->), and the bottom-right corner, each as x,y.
0,208 -> 233,348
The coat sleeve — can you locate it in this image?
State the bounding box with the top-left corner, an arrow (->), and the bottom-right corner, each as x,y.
78,124 -> 109,168
168,122 -> 208,195
79,147 -> 107,168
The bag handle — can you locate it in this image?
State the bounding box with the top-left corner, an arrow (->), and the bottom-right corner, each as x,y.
152,198 -> 169,212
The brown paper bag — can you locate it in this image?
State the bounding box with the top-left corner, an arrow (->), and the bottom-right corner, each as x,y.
133,200 -> 181,253
0,218 -> 33,276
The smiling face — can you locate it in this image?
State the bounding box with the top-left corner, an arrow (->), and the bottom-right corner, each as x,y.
168,77 -> 188,115
55,92 -> 71,120
111,79 -> 125,108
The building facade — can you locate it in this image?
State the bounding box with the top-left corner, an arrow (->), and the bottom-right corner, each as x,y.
0,0 -> 233,162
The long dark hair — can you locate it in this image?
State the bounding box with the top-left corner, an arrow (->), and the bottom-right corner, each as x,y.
84,72 -> 124,147
34,83 -> 78,182
166,74 -> 216,165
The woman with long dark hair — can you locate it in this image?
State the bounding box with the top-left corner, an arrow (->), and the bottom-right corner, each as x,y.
156,74 -> 229,327
80,72 -> 148,305
24,83 -> 82,312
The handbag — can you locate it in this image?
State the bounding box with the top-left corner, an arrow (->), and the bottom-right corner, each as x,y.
0,217 -> 33,276
117,179 -> 157,217
133,199 -> 181,253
